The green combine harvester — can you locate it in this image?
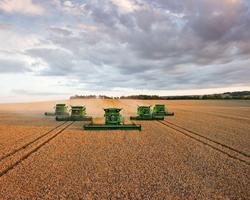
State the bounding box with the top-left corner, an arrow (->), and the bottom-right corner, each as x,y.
152,104 -> 174,116
44,104 -> 69,116
84,108 -> 141,131
130,106 -> 164,120
56,106 -> 92,121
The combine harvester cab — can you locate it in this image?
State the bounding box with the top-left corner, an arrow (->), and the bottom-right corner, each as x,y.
84,108 -> 141,131
152,104 -> 174,116
130,106 -> 164,120
56,106 -> 92,121
44,104 -> 69,116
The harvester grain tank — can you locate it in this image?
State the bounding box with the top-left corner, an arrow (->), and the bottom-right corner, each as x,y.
152,104 -> 174,116
44,104 -> 69,116
56,106 -> 92,121
84,108 -> 141,131
130,106 -> 164,120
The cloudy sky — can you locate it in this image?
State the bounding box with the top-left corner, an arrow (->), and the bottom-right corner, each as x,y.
0,0 -> 250,102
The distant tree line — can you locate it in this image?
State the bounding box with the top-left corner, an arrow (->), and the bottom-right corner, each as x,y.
120,95 -> 163,100
70,91 -> 250,100
201,91 -> 250,100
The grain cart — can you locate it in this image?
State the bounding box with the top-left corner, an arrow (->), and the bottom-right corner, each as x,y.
152,104 -> 174,116
84,108 -> 141,131
130,106 -> 164,120
56,106 -> 92,121
44,104 -> 69,116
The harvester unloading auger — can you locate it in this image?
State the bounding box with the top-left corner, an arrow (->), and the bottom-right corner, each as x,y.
130,106 -> 164,120
56,106 -> 92,121
44,104 -> 69,116
84,108 -> 141,131
152,104 -> 174,116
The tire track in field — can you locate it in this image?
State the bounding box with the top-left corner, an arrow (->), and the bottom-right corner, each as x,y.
0,121 -> 74,177
157,120 -> 250,166
176,108 -> 250,122
0,121 -> 68,162
119,99 -> 250,164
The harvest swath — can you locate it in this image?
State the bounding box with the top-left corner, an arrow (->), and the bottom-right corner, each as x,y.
0,99 -> 249,199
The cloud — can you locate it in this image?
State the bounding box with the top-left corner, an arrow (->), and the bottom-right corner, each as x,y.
49,0 -> 84,15
12,89 -> 70,96
111,0 -> 140,13
48,27 -> 72,36
0,0 -> 45,16
1,0 -> 250,99
26,47 -> 76,76
0,29 -> 41,54
0,58 -> 30,73
20,0 -> 249,91
78,24 -> 98,32
0,23 -> 12,30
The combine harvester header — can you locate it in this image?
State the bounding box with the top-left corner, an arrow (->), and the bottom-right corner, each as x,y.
56,106 -> 92,121
44,103 -> 174,130
84,108 -> 141,131
153,104 -> 174,116
130,106 -> 164,120
44,104 -> 69,117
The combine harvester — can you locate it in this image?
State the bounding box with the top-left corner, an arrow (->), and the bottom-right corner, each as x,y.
152,104 -> 174,116
130,106 -> 164,120
44,104 -> 69,117
84,108 -> 141,131
56,106 -> 92,121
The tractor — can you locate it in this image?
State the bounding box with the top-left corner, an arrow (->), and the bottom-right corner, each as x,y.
56,106 -> 92,121
152,104 -> 174,116
84,108 -> 141,131
44,104 -> 69,116
130,106 -> 164,120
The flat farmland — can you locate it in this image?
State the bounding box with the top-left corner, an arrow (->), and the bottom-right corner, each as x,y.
0,100 -> 249,199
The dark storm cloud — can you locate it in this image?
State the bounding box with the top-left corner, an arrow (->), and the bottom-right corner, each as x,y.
24,0 -> 250,90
